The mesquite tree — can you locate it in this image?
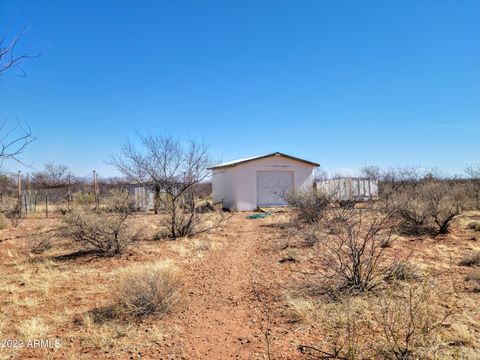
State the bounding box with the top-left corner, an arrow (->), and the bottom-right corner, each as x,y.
315,207 -> 399,292
110,134 -> 213,239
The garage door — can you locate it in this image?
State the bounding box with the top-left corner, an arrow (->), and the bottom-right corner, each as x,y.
257,171 -> 294,207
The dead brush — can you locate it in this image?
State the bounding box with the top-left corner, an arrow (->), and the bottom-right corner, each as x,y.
26,235 -> 52,254
114,261 -> 181,317
62,189 -> 140,256
383,261 -> 423,283
299,281 -> 454,360
0,213 -> 8,229
279,249 -> 299,263
467,221 -> 480,231
286,189 -> 331,224
374,281 -> 453,359
465,269 -> 480,291
314,207 -> 400,292
459,251 -> 480,266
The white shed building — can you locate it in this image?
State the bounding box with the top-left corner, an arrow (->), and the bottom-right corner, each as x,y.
209,152 -> 319,211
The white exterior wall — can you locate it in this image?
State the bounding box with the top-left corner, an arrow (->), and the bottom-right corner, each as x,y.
211,167 -> 237,209
211,155 -> 316,211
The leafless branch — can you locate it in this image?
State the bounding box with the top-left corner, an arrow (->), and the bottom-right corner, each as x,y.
0,27 -> 40,77
0,120 -> 35,167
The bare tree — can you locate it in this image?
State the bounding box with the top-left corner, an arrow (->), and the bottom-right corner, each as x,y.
314,165 -> 328,182
110,134 -> 215,239
360,165 -> 381,180
32,163 -> 72,188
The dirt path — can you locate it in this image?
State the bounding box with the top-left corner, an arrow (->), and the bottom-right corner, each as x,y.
169,214 -> 271,359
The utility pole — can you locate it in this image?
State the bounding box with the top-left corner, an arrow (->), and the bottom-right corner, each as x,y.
17,171 -> 22,216
93,170 -> 98,211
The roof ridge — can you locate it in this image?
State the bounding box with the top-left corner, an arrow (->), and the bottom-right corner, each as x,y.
208,152 -> 319,170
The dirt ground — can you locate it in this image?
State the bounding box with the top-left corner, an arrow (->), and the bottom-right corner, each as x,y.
1,210 -> 480,359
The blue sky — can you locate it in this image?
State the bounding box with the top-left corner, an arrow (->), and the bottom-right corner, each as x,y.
0,0 -> 478,178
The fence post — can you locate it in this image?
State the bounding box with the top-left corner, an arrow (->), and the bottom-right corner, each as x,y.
45,191 -> 48,218
17,171 -> 22,217
93,170 -> 99,211
67,175 -> 72,211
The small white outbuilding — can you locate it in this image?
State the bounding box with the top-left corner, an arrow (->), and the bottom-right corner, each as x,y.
209,152 -> 319,211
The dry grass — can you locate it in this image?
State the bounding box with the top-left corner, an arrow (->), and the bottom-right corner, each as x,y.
114,261 -> 181,317
445,323 -> 477,347
193,239 -> 211,251
26,235 -> 53,254
299,281 -> 460,359
467,221 -> 480,231
465,269 -> 480,292
81,314 -> 128,350
285,297 -> 315,323
16,317 -> 50,339
0,312 -> 10,338
0,213 -> 8,229
1,211 -> 479,359
459,251 -> 480,266
383,261 -> 423,282
279,249 -> 299,263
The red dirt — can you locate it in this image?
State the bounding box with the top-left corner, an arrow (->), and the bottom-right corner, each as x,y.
1,211 -> 480,359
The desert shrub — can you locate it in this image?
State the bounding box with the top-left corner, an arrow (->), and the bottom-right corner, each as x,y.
465,269 -> 480,291
0,213 -> 8,229
304,230 -> 319,247
383,261 -> 422,282
300,282 -> 452,360
299,298 -> 372,358
162,197 -> 228,239
459,251 -> 480,266
375,282 -> 451,359
114,262 -> 181,317
286,189 -> 331,224
380,237 -> 394,248
391,180 -> 468,235
279,249 -> 299,263
315,208 -> 399,292
391,187 -> 433,236
6,206 -> 22,228
467,221 -> 480,231
423,181 -> 468,235
63,190 -> 138,255
73,192 -> 96,207
27,235 -> 53,254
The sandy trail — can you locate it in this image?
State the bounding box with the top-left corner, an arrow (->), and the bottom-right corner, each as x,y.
170,214 -> 270,359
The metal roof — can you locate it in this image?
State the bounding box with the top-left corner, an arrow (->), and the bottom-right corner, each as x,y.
208,152 -> 319,170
